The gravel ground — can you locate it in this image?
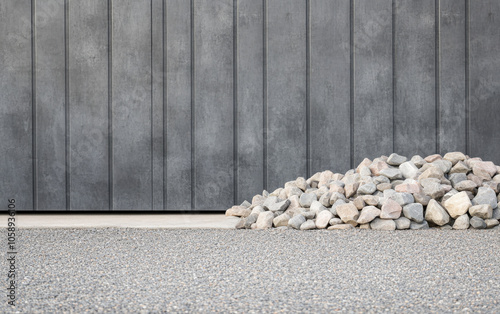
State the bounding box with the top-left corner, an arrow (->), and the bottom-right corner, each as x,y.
3,228 -> 499,313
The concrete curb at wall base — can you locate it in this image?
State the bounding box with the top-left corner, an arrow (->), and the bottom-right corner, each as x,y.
2,214 -> 239,229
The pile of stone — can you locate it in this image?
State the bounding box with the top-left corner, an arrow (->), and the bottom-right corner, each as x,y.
226,152 -> 500,230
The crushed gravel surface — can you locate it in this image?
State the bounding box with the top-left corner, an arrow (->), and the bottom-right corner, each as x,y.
4,228 -> 500,313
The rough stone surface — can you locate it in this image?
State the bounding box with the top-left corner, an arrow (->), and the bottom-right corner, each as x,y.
327,224 -> 355,230
272,213 -> 291,228
485,219 -> 499,229
299,193 -> 317,208
380,199 -> 402,219
287,214 -> 306,230
380,168 -> 404,180
443,152 -> 466,165
469,204 -> 493,219
402,203 -> 424,223
425,200 -> 450,226
452,214 -> 470,230
256,211 -> 274,229
469,216 -> 486,229
299,219 -> 316,230
394,217 -> 411,230
410,220 -> 430,230
336,203 -> 360,226
357,183 -> 376,195
268,199 -> 290,212
357,206 -> 381,224
443,191 -> 472,219
315,210 -> 334,229
226,206 -> 252,217
370,218 -> 396,231
387,153 -> 407,166
472,187 -> 497,209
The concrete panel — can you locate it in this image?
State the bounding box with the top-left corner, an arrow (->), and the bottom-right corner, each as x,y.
0,0 -> 33,210
69,0 -> 109,210
310,0 -> 351,174
194,0 -> 234,209
35,0 -> 66,209
112,0 -> 152,209
470,1 -> 500,164
236,0 -> 264,203
267,0 -> 307,190
151,0 -> 164,210
165,0 -> 192,209
394,0 -> 436,158
354,0 -> 393,165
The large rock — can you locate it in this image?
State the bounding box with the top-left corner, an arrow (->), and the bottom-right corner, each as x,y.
411,155 -> 426,168
410,220 -> 429,230
425,199 -> 450,226
357,206 -> 381,224
390,192 -> 414,206
268,199 -> 291,212
472,187 -> 497,209
295,177 -> 308,191
449,161 -> 470,174
387,153 -> 407,166
300,219 -> 317,230
443,191 -> 472,218
472,161 -> 497,181
299,193 -> 317,208
469,216 -> 486,229
336,203 -> 360,226
443,152 -> 466,165
420,178 -> 446,199
469,204 -> 493,219
244,214 -> 259,228
394,217 -> 411,230
345,182 -> 360,198
452,214 -> 470,230
273,213 -> 291,227
287,214 -> 306,229
370,218 -> 396,231
369,159 -> 389,176
226,206 -> 252,217
310,201 -> 327,214
402,203 -> 424,223
380,199 -> 402,219
418,166 -> 444,180
454,180 -> 477,192
315,210 -> 334,229
485,219 -> 499,229
431,160 -> 453,174
357,183 -> 376,195
449,173 -> 467,187
256,211 -> 274,229
380,168 -> 404,180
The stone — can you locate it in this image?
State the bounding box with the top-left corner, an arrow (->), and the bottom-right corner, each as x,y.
454,180 -> 477,192
373,175 -> 390,185
424,154 -> 442,163
302,210 -> 316,219
295,176 -> 308,191
327,224 -> 354,230
410,220 -> 430,230
485,219 -> 499,228
369,159 -> 389,176
472,161 -> 497,181
329,183 -> 345,194
380,199 -> 402,219
390,192 -> 414,206
399,161 -> 419,179
362,195 -> 379,206
395,217 -> 411,230
256,211 -> 274,229
278,189 -> 288,200
270,187 -> 283,197
316,210 -> 334,229
469,204 -> 493,219
443,191 -> 472,218
469,216 -> 486,229
443,152 -> 466,165
482,181 -> 500,193
452,214 -> 470,230
314,186 -> 329,199
251,194 -> 266,207
299,193 -> 317,208
418,166 -> 444,180
287,214 -> 306,230
353,197 -> 365,210
235,218 -> 246,229
472,187 -> 497,209
244,214 -> 259,228
286,186 -> 303,198
268,199 -> 290,212
262,190 -> 269,197
492,208 -> 500,220
287,195 -> 301,210
240,200 -> 251,208
251,205 -> 266,216
318,192 -> 332,207
420,178 -> 446,199
359,166 -> 372,177
251,223 -> 258,229
357,206 -> 381,224
357,183 -> 376,195
411,155 -> 426,168
356,158 -> 372,173
413,192 -> 431,206
329,218 -> 343,225
273,213 -> 291,227
387,153 -> 407,166
431,160 -> 453,174
300,219 -> 317,230
310,201 -> 327,214
425,199 -> 450,226
440,225 -> 453,230
449,161 -> 470,174
318,170 -> 335,187
377,183 -> 392,191
345,182 -> 360,198
226,206 -> 252,217
403,203 -> 424,223
329,192 -> 347,205
262,196 -> 278,210
379,168 -> 404,180
395,181 -> 422,194
449,173 -> 467,187
370,218 -> 396,231
336,203 -> 360,226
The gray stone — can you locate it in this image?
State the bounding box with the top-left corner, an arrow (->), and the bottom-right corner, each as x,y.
399,161 -> 419,179
420,178 -> 446,199
287,214 -> 306,230
380,168 -> 404,180
359,166 -> 372,177
485,219 -> 499,229
315,210 -> 334,229
432,159 -> 453,174
452,214 -> 470,230
286,186 -> 303,198
370,218 -> 396,231
327,224 -> 355,230
425,199 -> 450,226
336,203 -> 360,226
472,187 -> 497,209
295,176 -> 308,191
380,199 -> 402,219
240,200 -> 251,208
299,193 -> 317,208
330,199 -> 346,216
303,211 -> 316,220
441,190 -> 458,203
357,183 -> 376,195
394,217 -> 411,230
443,191 -> 472,219
411,155 -> 426,168
492,208 -> 500,220
413,192 -> 431,206
268,199 -> 290,212
403,203 -> 424,223
329,192 -> 346,205
262,196 -> 278,210
418,166 -> 444,180
449,173 -> 467,187
410,220 -> 430,230
300,219 -> 317,230
362,195 -> 379,206
387,153 -> 407,166
454,180 -> 478,192
251,205 -> 266,216
357,206 -> 381,224
225,206 -> 252,217
272,213 -> 291,227
244,213 -> 259,228
329,218 -> 343,225
310,200 -> 327,213
469,204 -> 493,219
235,218 -> 246,229
469,216 -> 486,229
373,175 -> 390,185
256,211 -> 274,229
390,192 -> 414,206
318,192 -> 331,207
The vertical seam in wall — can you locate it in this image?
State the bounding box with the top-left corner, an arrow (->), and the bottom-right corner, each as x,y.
233,0 -> 238,204
349,0 -> 355,169
465,0 -> 470,155
32,0 -> 37,210
190,0 -> 196,209
392,0 -> 396,154
151,0 -> 154,209
435,0 -> 441,154
65,0 -> 70,210
263,0 -> 268,191
163,0 -> 166,209
306,0 -> 311,178
108,0 -> 113,210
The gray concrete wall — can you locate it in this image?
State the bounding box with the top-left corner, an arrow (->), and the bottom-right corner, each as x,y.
1,0 -> 499,210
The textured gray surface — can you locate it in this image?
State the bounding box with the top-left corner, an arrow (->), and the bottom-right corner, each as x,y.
9,228 -> 500,312
1,0 -> 500,210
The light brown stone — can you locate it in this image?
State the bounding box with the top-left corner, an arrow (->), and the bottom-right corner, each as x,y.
380,199 -> 402,219
424,154 -> 442,163
336,203 -> 360,226
443,191 -> 472,218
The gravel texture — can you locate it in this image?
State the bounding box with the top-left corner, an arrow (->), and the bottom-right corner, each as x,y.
6,228 -> 500,313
